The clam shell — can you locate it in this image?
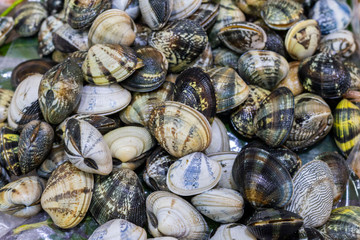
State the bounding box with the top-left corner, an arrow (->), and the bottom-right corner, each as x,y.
52,23 -> 89,53
75,84 -> 131,116
112,0 -> 140,19
41,162 -> 94,229
285,160 -> 335,227
139,0 -> 173,30
213,48 -> 240,71
319,30 -> 356,58
0,88 -> 13,123
64,119 -> 112,175
37,144 -> 69,179
275,61 -> 303,96
190,42 -> 213,70
0,165 -> 10,188
210,224 -> 256,240
0,126 -> 21,176
0,17 -> 14,47
169,0 -> 201,21
205,117 -> 230,155
38,15 -> 64,56
89,168 -> 146,226
236,0 -> 266,17
166,152 -> 221,196
133,24 -> 151,47
14,2 -> 48,37
188,3 -> 219,31
207,151 -> 237,190
148,101 -> 211,158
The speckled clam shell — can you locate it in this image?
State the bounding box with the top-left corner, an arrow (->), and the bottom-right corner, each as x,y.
90,168 -> 146,226
146,191 -> 209,239
64,119 -> 112,175
169,0 -> 201,21
166,152 -> 221,196
39,59 -> 83,125
0,126 -> 20,176
7,73 -> 43,131
88,219 -> 147,240
0,17 -> 14,47
191,188 -> 244,223
285,160 -> 335,227
275,61 -> 304,96
190,42 -> 213,70
188,3 -> 219,31
14,2 -> 48,37
139,0 -> 173,30
208,152 -> 237,190
38,15 -> 64,56
205,117 -> 230,155
18,120 -> 54,174
37,144 -> 69,179
210,223 -> 256,240
0,165 -> 10,188
0,88 -> 13,123
75,84 -> 131,115
104,126 -> 155,163
148,101 -> 211,158
319,30 -> 356,58
0,176 -> 46,218
52,23 -> 89,53
41,162 -> 94,229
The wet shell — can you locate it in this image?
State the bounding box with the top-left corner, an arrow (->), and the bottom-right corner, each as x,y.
285,20 -> 321,60
82,44 -> 143,85
166,152 -> 221,196
211,223 -> 256,240
64,119 -> 112,175
285,93 -> 333,151
289,227 -> 330,240
205,118 -> 230,155
188,3 -> 219,31
69,50 -> 88,68
319,30 -> 356,58
232,147 -> 294,208
218,22 -> 267,54
148,101 -> 211,158
0,126 -> 20,176
90,168 -> 146,226
298,53 -> 351,99
121,46 -> 168,92
238,50 -> 289,91
191,188 -> 244,223
0,88 -> 13,123
0,176 -> 46,218
189,42 -> 213,71
285,160 -> 334,227
75,84 -> 131,116
169,0 -> 201,21
133,24 -> 151,47
235,0 -> 266,17
0,17 -> 14,47
0,166 -> 10,188
38,15 -> 64,57
207,67 -> 249,113
37,144 -> 68,179
254,87 -> 295,147
41,161 -> 94,229
148,19 -> 208,73
174,67 -> 216,123
104,126 -> 155,163
52,23 -> 89,53
275,61 -> 304,96
39,59 -> 83,125
139,0 -> 173,30
146,191 -> 209,239
88,9 -> 136,47
112,0 -> 140,19
208,152 -> 237,190
18,120 -> 54,174
7,73 -> 43,131
65,0 -> 111,30
14,2 -> 48,37
230,85 -> 270,139
88,219 -> 147,240
213,48 -> 240,71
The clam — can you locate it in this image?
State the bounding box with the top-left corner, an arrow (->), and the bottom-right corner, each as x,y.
166,152 -> 221,196
88,219 -> 147,240
254,87 -> 295,147
64,118 -> 112,175
39,59 -> 83,125
256,22 -> 286,58
90,168 -> 146,226
38,15 -> 64,57
121,46 -> 168,92
205,117 -> 230,155
7,73 -> 43,131
188,3 -> 219,31
191,188 -> 244,223
235,0 -> 266,17
65,0 -> 111,30
285,160 -> 335,227
75,84 -> 131,116
18,120 -> 54,174
285,20 -> 321,61
139,0 -> 172,30
82,44 -> 143,85
41,161 -> 94,229
37,144 -> 68,179
218,22 -> 267,54
13,2 -> 48,37
289,227 -> 330,239
0,176 -> 46,218
319,30 -> 356,58
104,126 -> 155,163
232,147 -> 294,208
208,152 -> 237,190
88,9 -> 136,47
0,126 -> 21,176
207,67 -> 249,113
52,23 -> 89,53
169,0 -> 201,21
211,224 -> 256,240
298,52 -> 351,99
112,0 -> 140,19
146,191 -> 209,239
148,101 -> 211,158
189,42 -> 213,70
0,165 -> 10,188
133,24 -> 151,47
275,61 -> 304,96
148,19 -> 208,73
238,50 -> 289,91
69,50 -> 88,68
0,17 -> 14,47
285,93 -> 333,151
213,48 -> 240,71
0,88 -> 13,123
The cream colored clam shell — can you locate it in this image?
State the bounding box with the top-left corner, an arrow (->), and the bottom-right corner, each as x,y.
170,0 -> 202,21
0,88 -> 13,123
210,224 -> 256,240
207,151 -> 237,190
205,117 -> 230,155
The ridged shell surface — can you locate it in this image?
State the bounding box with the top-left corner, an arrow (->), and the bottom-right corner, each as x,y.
208,152 -> 237,189
169,0 -> 201,21
0,17 -> 14,46
41,162 -> 94,229
0,126 -> 20,176
210,224 -> 256,240
139,0 -> 173,30
319,30 -> 356,58
285,160 -> 334,227
14,2 -> 48,37
0,88 -> 13,123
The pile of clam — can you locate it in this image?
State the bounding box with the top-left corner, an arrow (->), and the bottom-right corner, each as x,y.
1,0 -> 360,239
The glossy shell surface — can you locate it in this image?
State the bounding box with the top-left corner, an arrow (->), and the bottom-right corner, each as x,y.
0,88 -> 13,123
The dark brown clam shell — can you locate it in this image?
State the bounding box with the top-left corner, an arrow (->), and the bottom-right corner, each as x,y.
0,165 -> 10,188
14,2 -> 48,37
288,227 -> 328,240
0,126 -> 21,176
52,24 -> 88,53
188,3 -> 219,31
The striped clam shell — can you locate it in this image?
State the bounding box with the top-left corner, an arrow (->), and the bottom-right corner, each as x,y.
14,2 -> 48,37
211,223 -> 256,240
0,88 -> 13,123
82,44 -> 143,85
319,30 -> 356,58
288,227 -> 330,239
0,126 -> 21,176
38,15 -> 64,57
39,59 -> 83,125
190,42 -> 213,70
208,151 -> 237,190
286,160 -> 335,227
90,168 -> 146,226
0,17 -> 14,47
213,48 -> 240,71
275,61 -> 304,96
169,0 -> 201,21
64,118 -> 112,175
205,117 -> 230,155
18,120 -> 54,174
41,162 -> 94,229
0,165 -> 10,188
52,23 -> 89,53
254,87 -> 295,147
166,152 -> 221,196
148,101 -> 211,158
188,3 -> 219,31
37,144 -> 69,179
0,176 -> 46,218
139,0 -> 173,30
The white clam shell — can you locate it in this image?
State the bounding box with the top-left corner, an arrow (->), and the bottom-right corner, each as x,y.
167,152 -> 221,196
75,83 -> 131,115
88,219 -> 147,240
170,0 -> 202,21
0,88 -> 14,123
191,188 -> 244,223
207,151 -> 237,190
319,30 -> 356,58
210,224 -> 256,240
205,117 -> 230,155
148,238 -> 178,240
